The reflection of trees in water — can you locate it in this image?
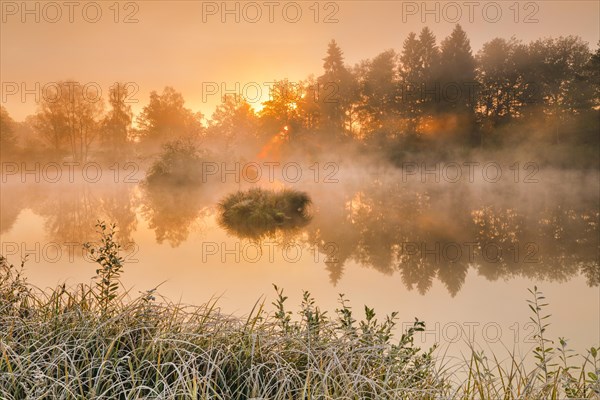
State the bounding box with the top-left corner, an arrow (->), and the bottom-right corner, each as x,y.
0,201 -> 21,234
2,175 -> 598,294
2,182 -> 138,247
4,178 -> 214,250
34,184 -> 100,244
0,184 -> 30,234
581,262 -> 600,287
98,184 -> 138,244
306,183 -> 472,294
140,183 -> 212,247
305,181 -> 599,295
4,177 -> 216,251
306,189 -> 360,285
531,207 -> 599,282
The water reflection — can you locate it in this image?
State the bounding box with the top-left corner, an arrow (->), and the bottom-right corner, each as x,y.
306,178 -> 599,295
1,171 -> 598,296
141,183 -> 212,247
0,184 -> 29,235
0,181 -> 137,244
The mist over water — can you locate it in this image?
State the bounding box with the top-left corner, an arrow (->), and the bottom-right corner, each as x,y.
1,146 -> 598,295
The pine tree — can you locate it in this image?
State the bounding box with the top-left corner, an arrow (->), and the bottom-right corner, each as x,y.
588,42 -> 600,108
399,32 -> 422,133
417,27 -> 440,81
440,24 -> 476,110
417,27 -> 441,116
318,40 -> 355,135
399,32 -> 421,83
362,50 -> 398,126
397,28 -> 440,132
323,39 -> 345,76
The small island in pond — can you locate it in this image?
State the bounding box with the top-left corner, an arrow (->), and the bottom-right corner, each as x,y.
218,188 -> 312,240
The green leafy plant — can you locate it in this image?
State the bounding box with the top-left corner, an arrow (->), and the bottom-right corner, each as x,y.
84,221 -> 125,315
528,285 -> 555,385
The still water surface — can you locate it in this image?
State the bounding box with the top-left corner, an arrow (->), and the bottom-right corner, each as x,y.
1,164 -> 598,358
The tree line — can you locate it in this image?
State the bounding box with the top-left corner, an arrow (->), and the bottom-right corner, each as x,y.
1,24 -> 599,163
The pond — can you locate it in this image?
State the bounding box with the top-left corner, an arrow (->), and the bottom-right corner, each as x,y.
1,161 -> 598,358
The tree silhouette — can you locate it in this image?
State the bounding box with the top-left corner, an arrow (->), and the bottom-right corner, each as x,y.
528,36 -> 593,143
206,95 -> 259,155
101,83 -> 133,157
33,80 -> 104,162
259,79 -> 301,132
360,50 -> 398,136
589,42 -> 600,108
0,106 -> 17,159
136,87 -> 203,148
475,37 -> 532,139
397,28 -> 441,136
398,32 -> 422,135
318,40 -> 356,136
439,24 -> 477,142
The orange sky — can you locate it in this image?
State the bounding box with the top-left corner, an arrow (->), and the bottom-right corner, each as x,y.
1,0 -> 599,121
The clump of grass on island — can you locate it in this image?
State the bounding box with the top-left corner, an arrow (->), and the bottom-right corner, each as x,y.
0,222 -> 598,399
218,188 -> 312,240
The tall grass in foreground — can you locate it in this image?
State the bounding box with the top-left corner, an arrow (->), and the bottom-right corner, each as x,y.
440,286 -> 599,399
0,222 -> 598,399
